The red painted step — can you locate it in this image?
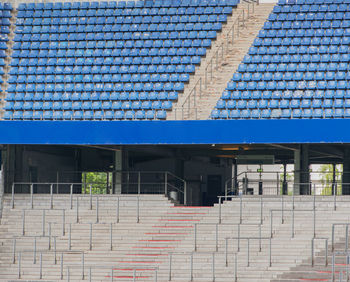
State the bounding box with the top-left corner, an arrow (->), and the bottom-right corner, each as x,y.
159,219 -> 200,222
119,261 -> 159,264
152,225 -> 194,228
167,212 -> 207,215
144,232 -> 189,235
171,206 -> 212,208
139,239 -> 181,242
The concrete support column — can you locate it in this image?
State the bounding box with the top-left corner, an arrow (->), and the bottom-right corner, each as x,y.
294,145 -> 310,195
342,148 -> 350,195
113,150 -> 123,194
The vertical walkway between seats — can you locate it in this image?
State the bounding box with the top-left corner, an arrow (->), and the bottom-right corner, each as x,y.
0,5 -> 16,119
168,3 -> 275,120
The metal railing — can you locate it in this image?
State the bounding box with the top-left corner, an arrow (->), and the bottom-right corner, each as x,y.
174,1 -> 257,120
311,237 -> 328,267
11,170 -> 187,206
65,265 -> 158,282
168,252 -> 216,281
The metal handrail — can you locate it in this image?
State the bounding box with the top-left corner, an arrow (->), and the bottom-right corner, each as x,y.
175,1 -> 256,120
11,170 -> 188,206
311,237 -> 328,267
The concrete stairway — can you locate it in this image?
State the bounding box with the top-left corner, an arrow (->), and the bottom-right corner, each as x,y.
167,2 -> 275,120
1,194 -> 350,281
0,7 -> 16,119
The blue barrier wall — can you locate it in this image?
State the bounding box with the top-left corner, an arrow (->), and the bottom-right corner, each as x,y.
0,119 -> 346,145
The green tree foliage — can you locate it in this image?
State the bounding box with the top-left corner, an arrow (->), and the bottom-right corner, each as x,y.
83,172 -> 111,194
318,164 -> 342,195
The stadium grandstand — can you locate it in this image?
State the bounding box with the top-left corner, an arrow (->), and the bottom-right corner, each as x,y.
2,0 -> 350,281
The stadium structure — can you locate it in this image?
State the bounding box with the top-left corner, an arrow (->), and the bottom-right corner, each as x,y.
1,0 -> 350,280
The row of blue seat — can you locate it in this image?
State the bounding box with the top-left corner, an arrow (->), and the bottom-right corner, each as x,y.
237,63 -> 350,72
7,82 -> 185,92
211,108 -> 350,119
5,91 -> 179,101
14,31 -> 218,41
231,72 -> 350,82
221,89 -> 350,99
0,3 -> 11,10
279,0 -> 350,5
16,22 -> 224,32
18,0 -> 239,10
17,15 -> 228,26
216,98 -> 350,109
0,11 -> 11,17
253,37 -> 350,46
4,110 -> 168,120
249,46 -> 350,55
224,80 -> 350,90
13,40 -> 213,50
12,49 -> 207,59
9,65 -> 196,74
274,3 -> 350,12
269,15 -> 350,23
259,28 -> 350,38
5,100 -> 174,110
0,19 -> 11,26
243,54 -> 350,64
17,7 -> 233,18
9,72 -> 190,82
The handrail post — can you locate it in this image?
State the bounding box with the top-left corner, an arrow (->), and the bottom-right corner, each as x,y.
325,239 -> 328,266
30,183 -> 34,209
62,210 -> 65,236
116,197 -> 120,223
259,224 -> 262,252
12,238 -> 16,264
89,184 -> 92,210
225,238 -> 228,267
50,184 -> 53,209
269,237 -> 272,267
82,253 -> 85,280
218,197 -> 222,224
137,196 -> 140,223
11,183 -> 15,209
33,237 -> 37,264
54,237 -> 57,264
247,238 -> 250,267
168,253 -> 172,281
89,223 -> 92,251
234,253 -> 237,282
39,252 -> 42,279
184,181 -> 187,206
164,172 -> 168,197
18,252 -> 21,279
110,223 -> 113,251
270,210 -> 273,238
281,196 -> 284,224
311,238 -> 314,267
334,186 -> 337,211
212,252 -> 215,282
138,171 -> 141,194
96,196 -> 99,223
194,223 -> 197,251
89,267 -> 92,282
111,268 -> 114,282
70,184 -> 73,209
68,223 -> 71,250
42,209 -> 45,236
260,196 -> 263,224
313,203 -> 316,238
292,208 -> 295,238
133,269 -> 136,282
237,224 -> 240,252
346,225 -> 349,252
190,253 -> 193,281
332,254 -> 335,282
60,253 -> 63,280
239,196 -> 242,224
215,224 -> 218,252
76,197 -> 79,223
332,224 -> 335,252
48,222 -> 51,250
22,210 -> 25,235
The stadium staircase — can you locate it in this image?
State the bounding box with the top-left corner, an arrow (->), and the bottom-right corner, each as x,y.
0,4 -> 14,118
1,194 -> 350,281
168,2 -> 275,120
